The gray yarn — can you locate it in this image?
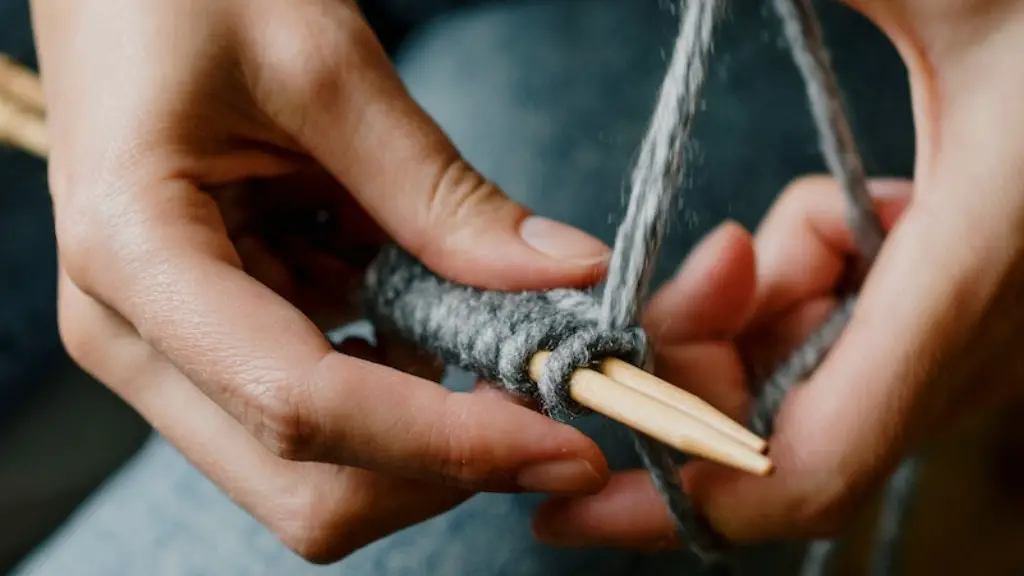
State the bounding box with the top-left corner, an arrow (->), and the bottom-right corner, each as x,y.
795,457 -> 918,576
869,455 -> 919,576
768,0 -> 885,265
799,540 -> 839,576
598,0 -> 728,563
600,0 -> 724,330
361,0 -> 915,573
363,245 -> 646,422
750,294 -> 857,438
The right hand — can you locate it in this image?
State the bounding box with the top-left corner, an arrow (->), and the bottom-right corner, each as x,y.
33,0 -> 615,562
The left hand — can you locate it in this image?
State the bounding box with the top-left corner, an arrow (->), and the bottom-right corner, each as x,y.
531,176 -> 914,550
531,0 -> 1024,551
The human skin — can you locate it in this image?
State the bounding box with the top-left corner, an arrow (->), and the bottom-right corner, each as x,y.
31,0 -> 615,563
532,0 -> 1024,549
31,0 -> 1024,563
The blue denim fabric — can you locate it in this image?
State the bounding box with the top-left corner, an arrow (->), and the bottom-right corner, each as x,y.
0,1 -> 61,424
11,0 -> 914,574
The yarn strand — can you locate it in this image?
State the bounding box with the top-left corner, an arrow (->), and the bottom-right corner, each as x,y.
769,0 -> 885,264
598,0 -> 728,562
600,0 -> 724,329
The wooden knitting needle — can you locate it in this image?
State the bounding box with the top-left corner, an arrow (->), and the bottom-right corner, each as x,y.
0,94 -> 47,158
0,55 -> 47,158
0,55 -> 46,115
529,352 -> 773,476
599,358 -> 767,453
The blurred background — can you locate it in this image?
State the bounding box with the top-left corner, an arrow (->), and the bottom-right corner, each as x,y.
0,1 -> 149,572
1,0 -> 1023,574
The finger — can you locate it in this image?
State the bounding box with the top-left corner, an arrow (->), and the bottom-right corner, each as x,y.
686,191 -> 1004,542
654,343 -> 751,423
644,221 -> 757,344
245,2 -> 610,291
66,180 -> 609,495
640,222 -> 756,420
58,270 -> 471,563
752,176 -> 912,322
533,471 -> 683,550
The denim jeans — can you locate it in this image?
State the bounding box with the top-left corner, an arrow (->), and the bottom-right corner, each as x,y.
11,1 -> 914,574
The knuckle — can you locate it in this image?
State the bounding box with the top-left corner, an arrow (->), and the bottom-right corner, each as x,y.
54,179 -> 152,300
55,211 -> 107,294
426,157 -> 499,227
244,382 -> 320,462
270,482 -> 358,564
424,394 -> 493,486
418,157 -> 510,258
251,5 -> 375,136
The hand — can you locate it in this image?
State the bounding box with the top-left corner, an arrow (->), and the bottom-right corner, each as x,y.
533,0 -> 1024,550
34,0 -> 614,562
531,177 -> 923,548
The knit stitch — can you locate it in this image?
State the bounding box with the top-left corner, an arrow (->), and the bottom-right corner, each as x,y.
364,245 -> 647,423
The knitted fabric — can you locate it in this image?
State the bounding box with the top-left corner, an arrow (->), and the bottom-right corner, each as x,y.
363,0 -> 912,573
364,245 -> 646,423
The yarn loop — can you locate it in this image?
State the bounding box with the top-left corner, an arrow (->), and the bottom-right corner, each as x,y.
364,245 -> 647,422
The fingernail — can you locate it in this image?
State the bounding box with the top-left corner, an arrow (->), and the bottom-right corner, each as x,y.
520,216 -> 610,264
517,459 -> 603,494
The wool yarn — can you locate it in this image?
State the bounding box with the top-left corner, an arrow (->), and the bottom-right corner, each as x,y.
363,0 -> 913,573
364,246 -> 647,423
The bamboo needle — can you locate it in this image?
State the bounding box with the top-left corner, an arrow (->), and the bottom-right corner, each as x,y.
530,352 -> 773,476
0,55 -> 46,115
0,95 -> 47,158
599,358 -> 767,453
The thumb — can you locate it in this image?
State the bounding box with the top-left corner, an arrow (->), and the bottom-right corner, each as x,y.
278,11 -> 609,291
